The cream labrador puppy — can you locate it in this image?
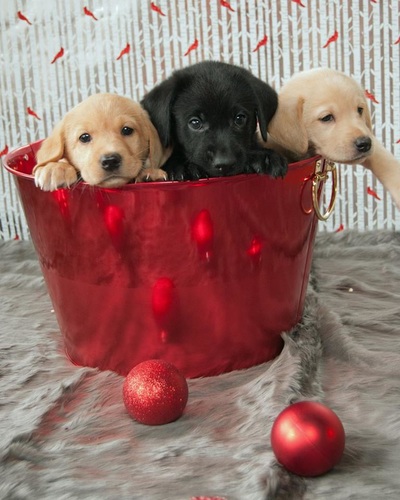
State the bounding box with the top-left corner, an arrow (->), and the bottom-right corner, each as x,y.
265,68 -> 400,209
34,93 -> 169,191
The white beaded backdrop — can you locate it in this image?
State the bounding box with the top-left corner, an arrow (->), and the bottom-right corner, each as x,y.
0,0 -> 399,239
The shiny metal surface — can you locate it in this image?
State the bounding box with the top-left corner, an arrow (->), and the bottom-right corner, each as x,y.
4,141 -> 324,378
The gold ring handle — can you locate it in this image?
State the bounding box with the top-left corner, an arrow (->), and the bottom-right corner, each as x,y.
312,160 -> 338,221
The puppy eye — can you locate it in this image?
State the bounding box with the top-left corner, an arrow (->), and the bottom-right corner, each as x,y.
234,113 -> 247,126
319,114 -> 334,123
79,133 -> 92,143
121,126 -> 134,136
188,117 -> 202,130
357,107 -> 364,116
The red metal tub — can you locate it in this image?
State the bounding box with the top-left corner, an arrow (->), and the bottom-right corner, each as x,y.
3,141 -> 335,378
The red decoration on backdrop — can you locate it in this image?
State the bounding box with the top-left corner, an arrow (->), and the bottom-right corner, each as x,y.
50,47 -> 64,64
83,7 -> 98,21
116,43 -> 130,60
191,209 -> 214,260
0,145 -> 9,157
271,401 -> 345,477
150,2 -> 166,16
322,30 -> 339,48
292,0 -> 306,7
122,360 -> 189,425
252,35 -> 268,52
220,0 -> 235,12
365,89 -> 379,104
27,107 -> 41,120
184,39 -> 199,56
397,138 -> 400,144
394,36 -> 400,45
17,11 -> 32,25
335,223 -> 344,233
367,186 -> 381,200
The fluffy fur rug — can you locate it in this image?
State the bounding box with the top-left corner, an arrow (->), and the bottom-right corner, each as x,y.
1,231 -> 400,500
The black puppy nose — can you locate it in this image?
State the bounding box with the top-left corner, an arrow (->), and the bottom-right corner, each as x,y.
355,136 -> 372,153
100,153 -> 122,171
212,152 -> 236,171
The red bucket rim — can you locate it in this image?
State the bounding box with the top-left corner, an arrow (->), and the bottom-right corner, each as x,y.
2,139 -> 321,189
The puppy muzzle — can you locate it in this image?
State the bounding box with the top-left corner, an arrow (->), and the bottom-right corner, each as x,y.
354,136 -> 372,154
100,153 -> 122,172
207,150 -> 241,176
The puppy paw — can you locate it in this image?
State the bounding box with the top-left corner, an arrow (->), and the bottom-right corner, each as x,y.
167,165 -> 191,181
136,168 -> 168,182
34,162 -> 79,191
264,149 -> 288,179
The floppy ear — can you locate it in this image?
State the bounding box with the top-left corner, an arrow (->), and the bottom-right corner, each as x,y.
363,100 -> 373,131
353,79 -> 373,131
34,120 -> 65,170
267,93 -> 309,157
140,107 -> 170,168
141,78 -> 178,148
247,75 -> 279,142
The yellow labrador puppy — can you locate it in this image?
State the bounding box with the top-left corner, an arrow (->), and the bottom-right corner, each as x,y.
34,93 -> 169,190
265,68 -> 400,209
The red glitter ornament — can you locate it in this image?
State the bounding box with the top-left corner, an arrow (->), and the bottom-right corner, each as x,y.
123,360 -> 189,425
271,401 -> 345,477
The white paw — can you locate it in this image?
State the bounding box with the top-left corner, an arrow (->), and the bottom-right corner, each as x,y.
136,168 -> 168,182
34,162 -> 78,191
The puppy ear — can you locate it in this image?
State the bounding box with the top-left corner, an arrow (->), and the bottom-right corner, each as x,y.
267,94 -> 309,157
140,107 -> 166,168
363,101 -> 373,131
141,78 -> 177,148
247,76 -> 279,142
34,120 -> 65,169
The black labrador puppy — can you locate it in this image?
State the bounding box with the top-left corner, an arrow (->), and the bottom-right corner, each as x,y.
141,61 -> 288,180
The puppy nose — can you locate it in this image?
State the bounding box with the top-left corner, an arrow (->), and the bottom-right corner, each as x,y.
355,136 -> 372,154
100,153 -> 122,171
212,152 -> 236,171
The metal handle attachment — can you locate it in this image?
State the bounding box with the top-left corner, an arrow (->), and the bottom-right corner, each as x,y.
312,160 -> 338,221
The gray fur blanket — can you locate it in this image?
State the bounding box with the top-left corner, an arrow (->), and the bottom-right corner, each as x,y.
1,231 -> 400,500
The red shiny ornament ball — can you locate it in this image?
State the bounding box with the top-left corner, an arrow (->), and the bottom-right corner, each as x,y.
271,401 -> 345,477
123,359 -> 189,425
